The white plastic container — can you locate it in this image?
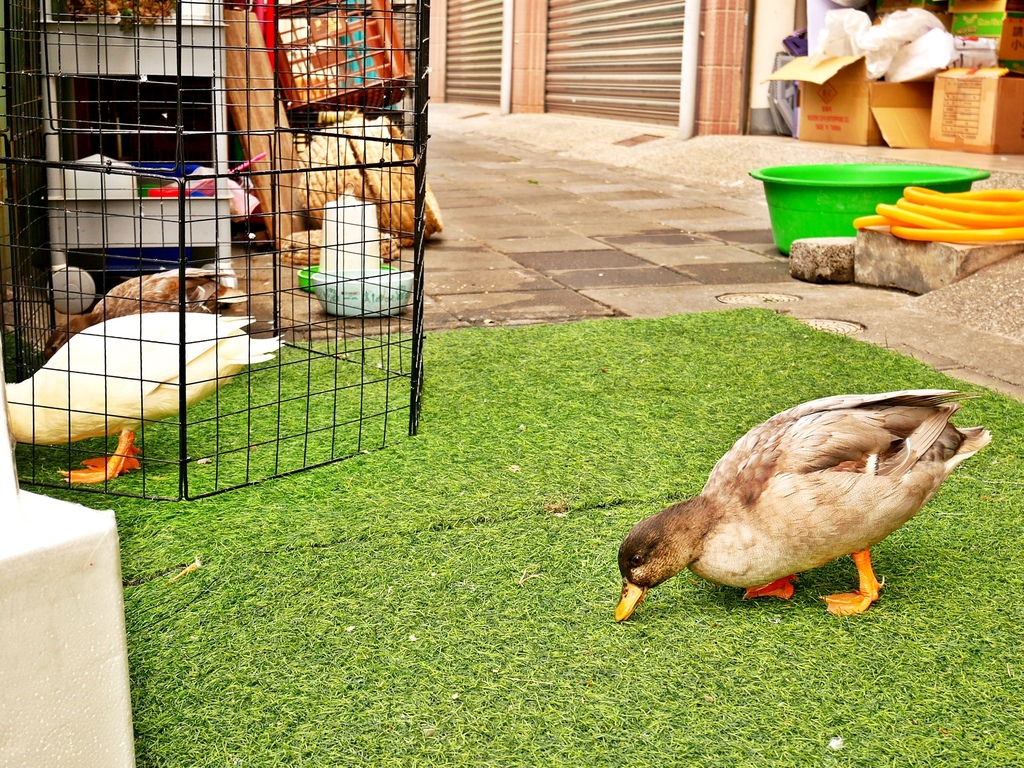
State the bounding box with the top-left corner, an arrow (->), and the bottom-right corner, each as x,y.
311,268 -> 413,317
321,195 -> 382,274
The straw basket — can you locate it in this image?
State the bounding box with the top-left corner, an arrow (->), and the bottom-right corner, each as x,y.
298,114 -> 443,248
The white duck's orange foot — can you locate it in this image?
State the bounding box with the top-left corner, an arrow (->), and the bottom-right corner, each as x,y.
60,430 -> 142,484
823,549 -> 883,615
743,574 -> 796,600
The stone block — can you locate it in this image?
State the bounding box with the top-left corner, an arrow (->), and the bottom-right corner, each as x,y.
789,237 -> 856,283
855,229 -> 1024,295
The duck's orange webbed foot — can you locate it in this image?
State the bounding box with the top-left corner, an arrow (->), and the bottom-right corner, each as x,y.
61,430 -> 142,484
823,549 -> 883,616
743,574 -> 796,601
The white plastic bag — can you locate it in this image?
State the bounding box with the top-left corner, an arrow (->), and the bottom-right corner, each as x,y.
951,36 -> 999,69
811,8 -> 872,60
811,8 -> 951,80
886,26 -> 955,82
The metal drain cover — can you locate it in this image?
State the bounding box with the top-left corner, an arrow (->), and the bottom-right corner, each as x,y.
801,318 -> 866,336
716,292 -> 801,305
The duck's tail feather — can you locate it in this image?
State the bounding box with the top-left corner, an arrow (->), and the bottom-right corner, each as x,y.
247,335 -> 283,365
947,426 -> 992,471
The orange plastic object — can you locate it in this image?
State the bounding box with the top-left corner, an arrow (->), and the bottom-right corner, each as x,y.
890,225 -> 1024,243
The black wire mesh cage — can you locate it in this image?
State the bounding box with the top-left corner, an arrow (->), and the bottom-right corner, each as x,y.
0,0 -> 431,499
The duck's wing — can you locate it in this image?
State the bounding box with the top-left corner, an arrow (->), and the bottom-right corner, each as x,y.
703,390 -> 976,506
773,389 -> 972,424
45,312 -> 259,398
180,268 -> 245,311
774,402 -> 962,478
100,269 -> 242,317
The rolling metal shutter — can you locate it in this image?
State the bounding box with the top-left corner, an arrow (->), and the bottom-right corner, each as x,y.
546,0 -> 685,124
445,0 -> 503,105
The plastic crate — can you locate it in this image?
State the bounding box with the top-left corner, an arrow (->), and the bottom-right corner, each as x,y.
275,0 -> 410,111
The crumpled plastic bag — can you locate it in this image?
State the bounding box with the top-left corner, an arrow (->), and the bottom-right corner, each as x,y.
811,8 -> 953,80
811,8 -> 872,59
886,26 -> 955,82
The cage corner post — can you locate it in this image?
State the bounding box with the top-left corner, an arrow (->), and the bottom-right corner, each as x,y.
0,342 -> 136,768
408,0 -> 431,438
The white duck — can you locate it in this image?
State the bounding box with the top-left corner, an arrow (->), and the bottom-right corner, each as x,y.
5,312 -> 281,484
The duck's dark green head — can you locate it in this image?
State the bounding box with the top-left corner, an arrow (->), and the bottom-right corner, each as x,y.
616,501 -> 703,621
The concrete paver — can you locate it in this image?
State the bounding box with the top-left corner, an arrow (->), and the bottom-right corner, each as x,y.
421,103 -> 1024,400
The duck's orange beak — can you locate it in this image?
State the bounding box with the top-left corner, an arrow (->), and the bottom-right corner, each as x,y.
615,580 -> 647,622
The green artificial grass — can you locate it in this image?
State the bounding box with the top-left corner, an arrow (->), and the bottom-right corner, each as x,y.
48,309 -> 1024,766
16,336 -> 415,498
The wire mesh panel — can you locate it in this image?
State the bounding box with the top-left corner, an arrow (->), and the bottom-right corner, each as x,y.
1,0 -> 430,499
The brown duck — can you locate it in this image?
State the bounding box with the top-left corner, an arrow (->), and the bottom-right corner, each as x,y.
44,267 -> 244,358
616,390 -> 990,620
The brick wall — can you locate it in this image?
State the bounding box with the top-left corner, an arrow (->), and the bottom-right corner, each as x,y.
511,0 -> 546,112
696,0 -> 750,135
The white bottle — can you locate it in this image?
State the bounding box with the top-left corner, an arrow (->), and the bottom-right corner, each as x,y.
321,194 -> 382,275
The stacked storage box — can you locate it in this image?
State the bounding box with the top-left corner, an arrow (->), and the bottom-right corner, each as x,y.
41,0 -> 231,281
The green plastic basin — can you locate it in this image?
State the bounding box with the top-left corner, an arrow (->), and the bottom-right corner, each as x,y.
749,164 -> 990,255
298,266 -> 319,292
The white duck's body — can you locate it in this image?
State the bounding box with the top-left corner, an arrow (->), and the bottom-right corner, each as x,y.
5,312 -> 279,481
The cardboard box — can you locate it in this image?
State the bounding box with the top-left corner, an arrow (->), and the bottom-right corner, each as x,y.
767,56 -> 934,148
876,0 -> 947,10
949,0 -> 1024,11
952,10 -> 1007,36
871,81 -> 936,148
999,11 -> 1024,69
930,67 -> 1024,152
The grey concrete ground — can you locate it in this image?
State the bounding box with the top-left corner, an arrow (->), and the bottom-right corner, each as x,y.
421,102 -> 1024,400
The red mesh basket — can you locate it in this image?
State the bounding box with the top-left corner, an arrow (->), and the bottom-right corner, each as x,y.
275,0 -> 410,111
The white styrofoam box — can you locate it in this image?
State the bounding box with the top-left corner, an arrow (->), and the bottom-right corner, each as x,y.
0,343 -> 134,766
42,0 -> 223,78
48,194 -> 230,250
0,493 -> 136,768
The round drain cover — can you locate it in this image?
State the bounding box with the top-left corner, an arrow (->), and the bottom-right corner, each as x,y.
801,318 -> 866,336
716,292 -> 801,305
